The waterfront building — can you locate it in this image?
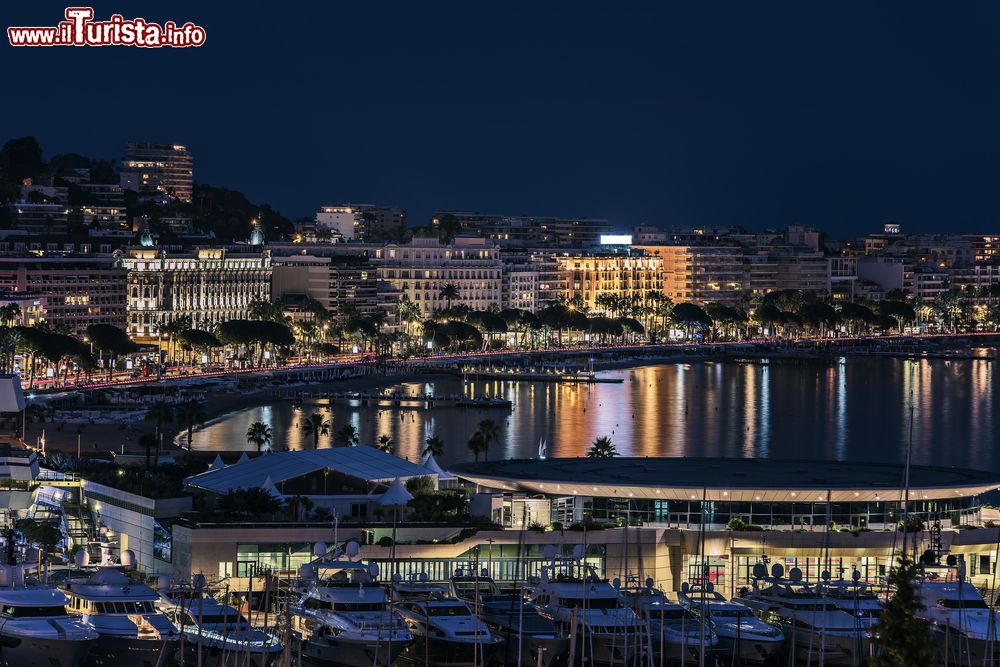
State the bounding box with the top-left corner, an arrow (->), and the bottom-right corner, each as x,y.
117,247 -> 272,342
635,244 -> 746,305
119,142 -> 193,203
433,211 -> 614,248
501,252 -> 564,312
373,237 -> 502,316
0,256 -> 126,334
271,252 -> 382,321
744,247 -> 831,298
555,253 -> 663,313
0,291 -> 45,327
452,457 -> 1000,595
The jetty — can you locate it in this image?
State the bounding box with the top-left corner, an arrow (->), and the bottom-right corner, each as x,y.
291,391 -> 512,410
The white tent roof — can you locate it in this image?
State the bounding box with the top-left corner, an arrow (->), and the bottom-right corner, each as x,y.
186,446 -> 435,495
378,477 -> 414,507
260,475 -> 284,502
0,376 -> 25,413
211,455 -> 224,471
423,453 -> 456,480
237,452 -> 250,465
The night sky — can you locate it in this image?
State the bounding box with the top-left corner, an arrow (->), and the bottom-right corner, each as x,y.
3,1 -> 999,236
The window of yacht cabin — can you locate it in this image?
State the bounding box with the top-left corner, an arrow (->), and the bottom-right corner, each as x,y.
426,604 -> 472,616
558,598 -> 620,610
2,605 -> 66,618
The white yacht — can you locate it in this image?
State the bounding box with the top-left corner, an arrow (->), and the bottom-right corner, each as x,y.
678,581 -> 784,664
156,577 -> 283,667
449,567 -> 568,667
290,541 -> 412,667
0,582 -> 98,667
391,571 -> 451,600
816,572 -> 883,633
393,573 -> 502,667
916,555 -> 1000,666
734,563 -> 871,666
525,550 -> 647,667
617,576 -> 718,664
59,556 -> 179,667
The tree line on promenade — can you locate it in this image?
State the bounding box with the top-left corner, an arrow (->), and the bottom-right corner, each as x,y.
4,282 -> 1000,386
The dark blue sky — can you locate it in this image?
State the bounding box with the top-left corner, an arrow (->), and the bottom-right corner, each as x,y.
3,1 -> 999,236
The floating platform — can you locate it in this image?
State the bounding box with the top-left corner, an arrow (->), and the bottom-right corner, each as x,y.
460,370 -> 624,384
293,392 -> 512,410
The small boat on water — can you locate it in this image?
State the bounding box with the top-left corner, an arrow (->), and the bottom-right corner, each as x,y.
290,540 -> 412,667
678,581 -> 784,664
449,566 -> 568,667
156,577 -> 283,667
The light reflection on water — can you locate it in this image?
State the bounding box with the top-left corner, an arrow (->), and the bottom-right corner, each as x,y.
190,358 -> 1000,470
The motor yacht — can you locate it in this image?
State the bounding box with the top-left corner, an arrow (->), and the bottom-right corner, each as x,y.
617,576 -> 718,664
916,554 -> 1000,666
290,541 -> 412,666
734,562 -> 871,666
394,578 -> 502,667
449,567 -> 568,667
525,549 -> 646,667
59,554 -> 178,667
156,577 -> 282,667
678,581 -> 784,664
0,582 -> 97,667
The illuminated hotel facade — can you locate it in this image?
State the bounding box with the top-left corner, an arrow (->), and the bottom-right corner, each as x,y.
117,247 -> 272,341
555,253 -> 664,312
373,237 -> 502,317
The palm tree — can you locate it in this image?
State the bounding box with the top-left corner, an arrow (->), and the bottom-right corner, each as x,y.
143,400 -> 174,445
246,421 -> 273,453
423,435 -> 444,459
376,434 -> 394,455
174,398 -> 206,449
476,419 -> 500,461
335,424 -> 360,447
302,413 -> 330,449
587,435 -> 618,460
467,431 -> 487,462
439,283 -> 460,311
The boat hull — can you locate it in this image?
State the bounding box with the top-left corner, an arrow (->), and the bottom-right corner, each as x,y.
572,631 -> 646,667
180,639 -> 281,667
939,626 -> 1000,666
298,634 -> 411,667
781,631 -> 871,666
490,633 -> 569,667
717,634 -> 784,664
0,635 -> 94,667
86,636 -> 178,667
398,635 -> 501,667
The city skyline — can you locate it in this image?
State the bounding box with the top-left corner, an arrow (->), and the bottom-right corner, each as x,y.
4,1 -> 1000,235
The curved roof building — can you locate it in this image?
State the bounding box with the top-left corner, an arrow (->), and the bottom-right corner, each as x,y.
451,457 -> 1000,502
